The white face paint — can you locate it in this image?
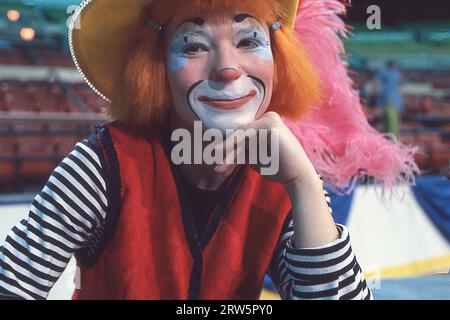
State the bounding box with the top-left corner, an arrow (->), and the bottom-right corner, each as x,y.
166,13 -> 274,132
188,76 -> 265,132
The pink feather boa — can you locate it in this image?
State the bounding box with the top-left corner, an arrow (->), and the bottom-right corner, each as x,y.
285,0 -> 420,195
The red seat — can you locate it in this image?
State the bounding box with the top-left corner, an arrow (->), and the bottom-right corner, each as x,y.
0,162 -> 16,189
16,140 -> 58,180
0,80 -> 22,93
399,134 -> 418,146
413,150 -> 431,172
0,139 -> 17,188
85,95 -> 108,113
417,133 -> 442,146
429,148 -> 450,173
5,93 -> 31,111
10,123 -> 45,132
50,136 -> 82,158
0,138 -> 17,157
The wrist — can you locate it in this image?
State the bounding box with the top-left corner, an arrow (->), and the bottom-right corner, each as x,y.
284,168 -> 322,197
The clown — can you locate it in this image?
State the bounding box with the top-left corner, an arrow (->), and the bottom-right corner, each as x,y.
0,0 -> 418,300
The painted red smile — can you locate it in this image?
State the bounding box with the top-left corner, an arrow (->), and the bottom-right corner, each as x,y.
198,90 -> 257,110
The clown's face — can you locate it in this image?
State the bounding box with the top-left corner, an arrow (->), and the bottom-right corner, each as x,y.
166,12 -> 274,132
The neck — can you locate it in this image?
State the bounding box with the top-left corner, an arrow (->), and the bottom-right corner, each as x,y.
167,114 -> 238,191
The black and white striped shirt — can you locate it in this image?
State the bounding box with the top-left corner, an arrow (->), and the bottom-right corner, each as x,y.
0,139 -> 372,300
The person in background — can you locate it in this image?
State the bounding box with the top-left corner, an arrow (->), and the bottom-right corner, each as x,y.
377,60 -> 404,138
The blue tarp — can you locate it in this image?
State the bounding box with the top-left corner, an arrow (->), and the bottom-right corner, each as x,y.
412,175 -> 450,243
326,187 -> 355,226
324,175 -> 450,242
326,175 -> 450,243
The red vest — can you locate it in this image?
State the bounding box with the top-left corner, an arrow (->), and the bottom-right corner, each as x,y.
74,122 -> 292,300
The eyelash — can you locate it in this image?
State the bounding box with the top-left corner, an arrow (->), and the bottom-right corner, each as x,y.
236,38 -> 262,49
182,43 -> 209,54
181,38 -> 263,55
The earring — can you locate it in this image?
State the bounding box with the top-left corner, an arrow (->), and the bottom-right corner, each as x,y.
147,17 -> 162,31
271,20 -> 282,31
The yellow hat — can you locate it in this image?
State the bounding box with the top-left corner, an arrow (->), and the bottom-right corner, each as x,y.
69,0 -> 300,101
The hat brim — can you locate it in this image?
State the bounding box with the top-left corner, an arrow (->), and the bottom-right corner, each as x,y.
69,0 -> 300,101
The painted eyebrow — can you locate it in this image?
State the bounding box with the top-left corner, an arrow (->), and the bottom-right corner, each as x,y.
176,14 -> 261,31
234,13 -> 259,23
176,17 -> 205,29
233,13 -> 266,36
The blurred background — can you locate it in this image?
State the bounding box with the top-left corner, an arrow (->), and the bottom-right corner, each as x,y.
0,0 -> 449,299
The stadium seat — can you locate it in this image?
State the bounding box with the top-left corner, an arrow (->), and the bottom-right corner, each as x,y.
2,92 -> 31,111
0,139 -> 18,188
0,139 -> 17,158
15,138 -> 59,181
10,123 -> 47,132
0,47 -> 33,65
400,121 -> 423,130
50,136 -> 84,158
417,133 -> 442,146
84,95 -> 108,113
413,150 -> 431,173
400,134 -> 418,146
429,148 -> 450,172
0,161 -> 16,189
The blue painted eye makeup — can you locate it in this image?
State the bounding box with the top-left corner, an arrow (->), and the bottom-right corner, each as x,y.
170,33 -> 209,54
167,24 -> 212,70
234,27 -> 272,60
236,34 -> 269,49
232,14 -> 272,60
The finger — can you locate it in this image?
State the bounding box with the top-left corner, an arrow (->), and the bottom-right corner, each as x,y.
213,111 -> 282,167
224,113 -> 277,155
238,111 -> 281,132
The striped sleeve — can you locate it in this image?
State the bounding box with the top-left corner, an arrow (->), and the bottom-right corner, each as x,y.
0,140 -> 108,300
268,185 -> 372,300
